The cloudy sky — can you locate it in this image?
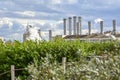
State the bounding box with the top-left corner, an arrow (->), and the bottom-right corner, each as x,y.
0,0 -> 120,41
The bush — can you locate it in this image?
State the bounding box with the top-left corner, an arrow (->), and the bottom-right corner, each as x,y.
0,40 -> 120,79
16,54 -> 120,80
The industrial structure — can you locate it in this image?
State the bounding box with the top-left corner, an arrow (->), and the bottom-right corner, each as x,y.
62,16 -> 120,41
23,16 -> 120,42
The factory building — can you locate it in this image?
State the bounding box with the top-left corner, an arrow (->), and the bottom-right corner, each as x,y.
62,16 -> 120,41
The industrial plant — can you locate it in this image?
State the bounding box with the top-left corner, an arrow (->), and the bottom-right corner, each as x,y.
62,16 -> 120,41
22,16 -> 120,42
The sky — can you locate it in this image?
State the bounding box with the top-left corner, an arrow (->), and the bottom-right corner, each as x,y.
0,0 -> 120,41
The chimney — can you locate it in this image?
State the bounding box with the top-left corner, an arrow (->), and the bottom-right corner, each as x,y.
78,17 -> 82,35
78,16 -> 82,22
73,16 -> 77,35
88,21 -> 91,35
68,17 -> 72,35
63,18 -> 67,35
113,19 -> 116,35
100,21 -> 104,34
49,30 -> 52,41
38,29 -> 41,37
77,22 -> 79,35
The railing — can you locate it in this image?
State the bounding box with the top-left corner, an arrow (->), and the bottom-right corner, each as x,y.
0,65 -> 25,80
0,57 -> 66,80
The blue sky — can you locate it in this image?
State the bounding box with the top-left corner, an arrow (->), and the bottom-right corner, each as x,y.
0,0 -> 120,41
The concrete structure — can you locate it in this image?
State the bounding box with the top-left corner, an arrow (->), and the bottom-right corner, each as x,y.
100,21 -> 104,34
49,30 -> 52,41
113,19 -> 116,35
63,16 -> 82,36
68,17 -> 72,35
63,18 -> 67,35
78,17 -> 82,35
77,22 -> 80,35
78,16 -> 82,22
88,21 -> 91,35
73,16 -> 77,35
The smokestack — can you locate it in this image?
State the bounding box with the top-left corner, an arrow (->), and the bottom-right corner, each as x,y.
38,29 -> 41,37
49,30 -> 52,41
68,17 -> 72,35
78,17 -> 82,35
88,21 -> 91,35
63,18 -> 67,35
113,19 -> 116,35
100,21 -> 104,34
77,22 -> 79,35
78,16 -> 82,22
73,16 -> 77,35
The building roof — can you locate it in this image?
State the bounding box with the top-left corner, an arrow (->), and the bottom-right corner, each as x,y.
63,33 -> 120,39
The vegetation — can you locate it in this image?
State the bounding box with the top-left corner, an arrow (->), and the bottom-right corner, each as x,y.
0,39 -> 120,80
19,54 -> 119,80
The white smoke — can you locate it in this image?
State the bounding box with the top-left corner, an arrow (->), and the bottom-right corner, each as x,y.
23,25 -> 42,41
94,18 -> 103,23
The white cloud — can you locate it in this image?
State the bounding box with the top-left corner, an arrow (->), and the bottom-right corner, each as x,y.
48,20 -> 63,29
67,0 -> 78,4
81,0 -> 120,10
15,11 -> 36,17
9,18 -> 51,26
51,0 -> 62,4
56,20 -> 63,24
0,18 -> 13,28
49,0 -> 78,5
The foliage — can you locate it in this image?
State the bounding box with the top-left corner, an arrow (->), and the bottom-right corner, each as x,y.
0,40 -> 120,79
17,54 -> 120,80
